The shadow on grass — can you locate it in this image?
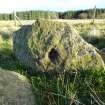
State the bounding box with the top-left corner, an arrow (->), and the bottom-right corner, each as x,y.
0,31 -> 12,41
81,35 -> 105,50
0,47 -> 26,74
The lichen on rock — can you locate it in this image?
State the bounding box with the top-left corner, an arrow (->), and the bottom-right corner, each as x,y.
13,19 -> 105,74
0,68 -> 36,105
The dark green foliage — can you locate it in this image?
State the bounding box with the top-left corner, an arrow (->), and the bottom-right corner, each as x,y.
31,69 -> 105,105
62,9 -> 105,19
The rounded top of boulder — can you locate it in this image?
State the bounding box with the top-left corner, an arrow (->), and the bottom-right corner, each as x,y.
13,19 -> 105,74
0,68 -> 36,105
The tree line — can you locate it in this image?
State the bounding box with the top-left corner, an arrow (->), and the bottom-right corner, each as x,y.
61,9 -> 105,19
0,9 -> 105,20
0,11 -> 59,20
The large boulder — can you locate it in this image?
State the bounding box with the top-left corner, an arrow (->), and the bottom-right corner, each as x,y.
13,19 -> 105,74
98,48 -> 105,63
0,68 -> 36,105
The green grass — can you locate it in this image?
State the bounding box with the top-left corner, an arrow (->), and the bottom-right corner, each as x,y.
0,21 -> 105,105
0,35 -> 105,105
31,69 -> 105,105
0,37 -> 24,72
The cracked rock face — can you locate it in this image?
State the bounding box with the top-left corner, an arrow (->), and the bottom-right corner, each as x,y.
13,19 -> 105,74
0,69 -> 36,105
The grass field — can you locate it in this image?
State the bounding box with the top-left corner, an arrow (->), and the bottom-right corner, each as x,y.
1,19 -> 105,25
0,19 -> 105,105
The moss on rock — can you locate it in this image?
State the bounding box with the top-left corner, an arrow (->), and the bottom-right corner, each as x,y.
13,19 -> 105,74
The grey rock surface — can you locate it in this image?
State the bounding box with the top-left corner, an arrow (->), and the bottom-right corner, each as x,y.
0,68 -> 36,105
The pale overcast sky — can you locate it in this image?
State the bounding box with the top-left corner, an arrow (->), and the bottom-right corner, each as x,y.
0,0 -> 105,13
